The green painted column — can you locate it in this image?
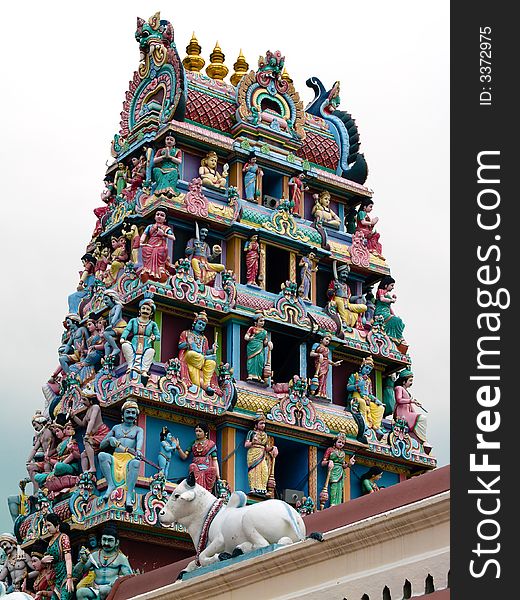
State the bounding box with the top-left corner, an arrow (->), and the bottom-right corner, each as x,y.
154,310 -> 162,358
375,368 -> 382,401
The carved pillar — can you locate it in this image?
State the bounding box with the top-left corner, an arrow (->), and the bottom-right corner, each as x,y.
259,242 -> 267,289
225,320 -> 241,380
138,412 -> 147,478
310,259 -> 318,305
225,236 -> 242,282
154,310 -> 162,360
229,162 -> 243,197
337,202 -> 346,233
343,460 -> 351,503
289,251 -> 297,282
282,175 -> 289,200
220,427 -> 236,490
308,446 -> 318,506
375,367 -> 383,402
299,342 -> 307,380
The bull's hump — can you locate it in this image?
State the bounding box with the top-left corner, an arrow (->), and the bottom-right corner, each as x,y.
227,490 -> 247,509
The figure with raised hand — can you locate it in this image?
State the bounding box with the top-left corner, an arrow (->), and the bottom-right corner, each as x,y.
327,263 -> 367,332
157,427 -> 179,478
58,314 -> 88,375
178,311 -> 218,395
71,388 -> 110,473
298,250 -> 317,302
0,533 -> 32,593
73,525 -> 132,600
310,334 -> 342,400
101,290 -> 127,359
25,539 -> 55,599
374,276 -> 406,345
320,432 -> 355,507
26,412 -> 57,494
152,133 -> 182,196
120,299 -> 160,380
185,224 -> 225,285
355,198 -> 384,258
360,467 -> 384,495
98,400 -> 144,512
41,514 -> 74,600
199,151 -> 228,189
177,423 -> 220,491
244,411 -> 278,496
393,369 -> 428,445
68,254 -> 97,315
288,172 -> 308,215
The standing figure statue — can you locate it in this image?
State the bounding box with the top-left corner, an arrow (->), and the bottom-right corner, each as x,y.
152,133 -> 182,197
121,221 -> 141,264
177,423 -> 220,491
41,514 -> 74,600
114,162 -> 130,197
58,314 -> 88,375
120,299 -> 160,381
25,539 -> 56,599
244,412 -> 278,496
288,172 -> 309,216
178,311 -> 218,395
26,412 -> 57,494
98,400 -> 143,512
68,254 -> 97,315
355,199 -> 384,258
123,155 -> 146,201
199,151 -> 229,189
139,209 -> 176,283
73,525 -> 132,600
185,224 -> 225,285
298,250 -> 317,302
346,355 -> 385,437
360,467 -> 384,495
320,433 -> 355,507
244,234 -> 261,286
0,534 -> 32,593
244,313 -> 273,384
374,276 -> 406,345
75,533 -> 98,591
103,236 -> 129,287
71,389 -> 110,473
242,154 -> 263,201
393,369 -> 428,445
327,263 -> 367,332
101,291 -> 127,358
309,334 -> 342,400
157,427 -> 179,478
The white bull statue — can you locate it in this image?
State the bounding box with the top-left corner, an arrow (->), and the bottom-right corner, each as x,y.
159,471 -> 307,572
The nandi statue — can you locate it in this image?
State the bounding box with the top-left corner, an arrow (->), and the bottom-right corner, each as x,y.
159,472 -> 306,573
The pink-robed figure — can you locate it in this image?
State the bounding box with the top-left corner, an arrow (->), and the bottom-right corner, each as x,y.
309,334 -> 342,399
177,423 -> 220,491
139,209 -> 175,283
355,198 -> 384,258
244,234 -> 261,286
288,172 -> 308,215
393,369 -> 428,445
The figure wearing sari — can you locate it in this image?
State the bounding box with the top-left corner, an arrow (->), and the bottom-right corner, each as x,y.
245,327 -> 267,382
141,223 -> 174,282
322,446 -> 348,506
374,289 -> 405,343
152,147 -> 182,194
185,438 -> 219,491
394,385 -> 428,443
243,162 -> 262,201
246,429 -> 272,494
244,239 -> 260,285
356,210 -> 383,256
46,534 -> 72,600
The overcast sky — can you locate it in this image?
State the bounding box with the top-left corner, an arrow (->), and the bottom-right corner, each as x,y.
0,0 -> 449,532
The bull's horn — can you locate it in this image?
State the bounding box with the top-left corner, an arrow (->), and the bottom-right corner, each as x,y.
186,471 -> 196,488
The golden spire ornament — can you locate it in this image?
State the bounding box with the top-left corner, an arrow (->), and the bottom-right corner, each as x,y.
230,49 -> 249,86
206,41 -> 229,80
183,32 -> 205,73
281,67 -> 293,84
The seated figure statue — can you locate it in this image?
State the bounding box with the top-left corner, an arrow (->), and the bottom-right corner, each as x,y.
73,524 -> 132,600
199,151 -> 228,189
327,263 -> 367,333
98,401 -> 143,512
346,355 -> 385,438
185,224 -> 225,285
178,311 -> 218,396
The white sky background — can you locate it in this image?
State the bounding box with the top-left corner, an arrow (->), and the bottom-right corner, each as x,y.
0,0 -> 449,531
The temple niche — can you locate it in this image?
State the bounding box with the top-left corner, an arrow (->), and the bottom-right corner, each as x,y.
4,11 -> 435,582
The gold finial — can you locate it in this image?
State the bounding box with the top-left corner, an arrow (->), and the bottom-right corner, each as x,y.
206,41 -> 229,80
183,32 -> 205,73
281,67 -> 293,84
230,49 -> 249,86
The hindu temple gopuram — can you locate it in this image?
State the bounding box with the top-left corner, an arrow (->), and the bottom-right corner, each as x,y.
2,12 -> 440,598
